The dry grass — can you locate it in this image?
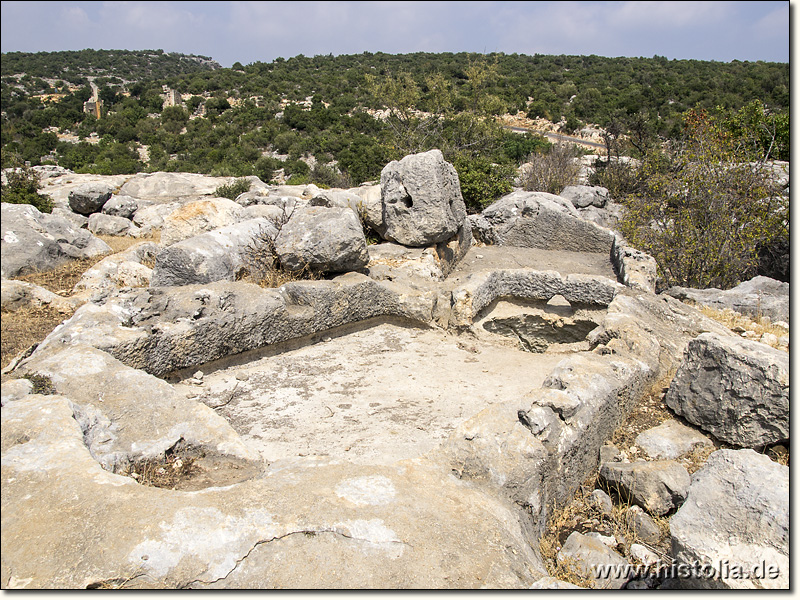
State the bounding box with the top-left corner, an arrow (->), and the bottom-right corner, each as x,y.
610,372 -> 676,452
1,305 -> 73,371
238,222 -> 321,289
13,233 -> 159,295
538,484 -> 600,589
538,473 -> 672,588
120,452 -> 199,490
236,263 -> 319,289
687,301 -> 788,350
2,233 -> 160,371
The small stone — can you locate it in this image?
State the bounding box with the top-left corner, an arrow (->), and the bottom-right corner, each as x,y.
760,332 -> 778,346
589,489 -> 614,516
630,543 -> 659,566
235,372 -> 249,381
586,531 -> 617,548
625,506 -> 662,545
600,443 -> 620,464
193,370 -> 204,380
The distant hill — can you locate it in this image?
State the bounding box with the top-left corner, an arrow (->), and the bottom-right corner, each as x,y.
1,49 -> 221,84
0,50 -> 788,191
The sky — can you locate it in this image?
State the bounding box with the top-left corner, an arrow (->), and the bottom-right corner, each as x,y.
0,1 -> 790,67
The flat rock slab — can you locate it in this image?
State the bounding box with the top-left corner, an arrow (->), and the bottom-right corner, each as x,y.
174,322 -> 570,465
635,419 -> 713,460
450,245 -> 616,281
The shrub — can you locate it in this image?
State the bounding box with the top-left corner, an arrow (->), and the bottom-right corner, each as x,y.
309,163 -> 352,189
214,177 -> 251,200
519,143 -> 581,195
588,157 -> 644,199
1,158 -> 53,213
238,207 -> 319,288
453,155 -> 514,214
619,109 -> 786,290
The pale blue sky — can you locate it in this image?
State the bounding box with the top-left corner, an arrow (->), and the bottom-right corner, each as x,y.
0,1 -> 790,67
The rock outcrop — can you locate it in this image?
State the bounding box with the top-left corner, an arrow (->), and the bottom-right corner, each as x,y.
666,276 -> 789,324
67,182 -> 115,215
1,203 -> 111,278
159,198 -> 245,246
274,206 -> 369,273
665,333 -> 789,448
599,459 -> 691,516
468,190 -> 614,253
670,449 -> 789,589
635,420 -> 713,461
151,218 -> 275,288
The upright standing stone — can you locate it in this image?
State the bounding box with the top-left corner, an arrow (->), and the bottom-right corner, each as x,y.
380,149 -> 467,247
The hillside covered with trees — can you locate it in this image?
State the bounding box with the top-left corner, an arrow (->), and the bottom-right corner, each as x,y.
0,49 -> 790,287
1,49 -> 789,195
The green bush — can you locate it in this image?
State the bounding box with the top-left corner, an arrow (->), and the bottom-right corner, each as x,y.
453,155 -> 514,213
1,158 -> 53,213
620,109 -> 786,290
214,177 -> 251,200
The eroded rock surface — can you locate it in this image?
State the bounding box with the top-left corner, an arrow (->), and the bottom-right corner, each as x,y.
1,203 -> 112,278
665,333 -> 789,448
670,449 -> 789,589
667,276 -> 789,324
381,149 -> 467,246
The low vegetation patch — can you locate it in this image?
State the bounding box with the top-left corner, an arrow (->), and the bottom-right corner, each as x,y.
237,209 -> 321,288
519,142 -> 582,195
688,302 -> 787,350
214,177 -> 251,200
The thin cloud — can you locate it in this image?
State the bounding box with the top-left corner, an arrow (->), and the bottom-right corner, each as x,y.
0,1 -> 789,65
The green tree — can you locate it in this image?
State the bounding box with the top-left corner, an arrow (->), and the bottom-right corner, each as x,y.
620,108 -> 786,290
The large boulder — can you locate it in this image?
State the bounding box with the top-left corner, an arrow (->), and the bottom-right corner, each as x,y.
1,203 -> 111,278
72,242 -> 159,302
666,276 -> 789,324
665,333 -> 789,448
101,195 -> 141,220
380,149 -> 467,247
160,198 -> 245,246
469,190 -> 614,253
347,184 -> 383,234
88,213 -> 141,237
131,201 -> 182,234
1,278 -> 79,313
670,449 -> 788,589
274,206 -> 369,273
151,218 -> 275,287
599,459 -> 691,516
118,172 -> 237,201
67,182 -> 115,215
